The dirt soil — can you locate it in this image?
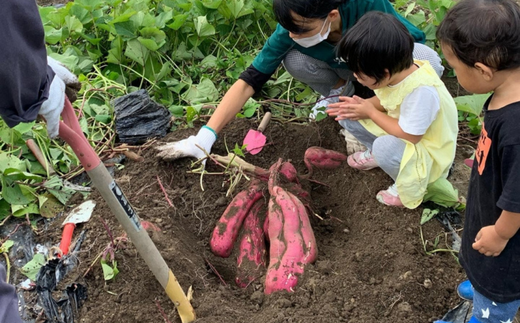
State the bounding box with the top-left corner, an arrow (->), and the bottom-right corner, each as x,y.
15,112 -> 475,323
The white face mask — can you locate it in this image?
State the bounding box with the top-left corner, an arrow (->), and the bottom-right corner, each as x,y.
293,18 -> 331,48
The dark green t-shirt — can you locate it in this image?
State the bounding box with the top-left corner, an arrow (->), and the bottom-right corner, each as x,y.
252,0 -> 425,75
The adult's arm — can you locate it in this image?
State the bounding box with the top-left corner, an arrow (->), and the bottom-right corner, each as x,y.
0,0 -> 54,127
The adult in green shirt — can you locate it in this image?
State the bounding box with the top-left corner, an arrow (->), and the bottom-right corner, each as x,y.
156,0 -> 443,162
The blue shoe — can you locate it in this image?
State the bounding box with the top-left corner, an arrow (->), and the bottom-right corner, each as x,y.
457,280 -> 474,301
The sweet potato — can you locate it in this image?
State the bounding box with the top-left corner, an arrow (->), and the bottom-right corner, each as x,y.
263,213 -> 270,243
264,186 -> 306,294
304,146 -> 347,176
280,161 -> 298,183
268,158 -> 283,195
236,199 -> 267,288
287,190 -> 317,264
210,183 -> 264,258
285,182 -> 310,205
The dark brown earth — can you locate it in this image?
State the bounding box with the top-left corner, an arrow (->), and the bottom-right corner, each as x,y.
18,110 -> 473,323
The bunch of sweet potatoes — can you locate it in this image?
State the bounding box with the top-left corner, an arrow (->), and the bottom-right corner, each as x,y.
209,147 -> 346,293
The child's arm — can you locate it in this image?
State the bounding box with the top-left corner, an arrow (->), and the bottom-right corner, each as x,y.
366,96 -> 385,112
326,96 -> 423,144
472,210 -> 520,257
328,96 -> 386,113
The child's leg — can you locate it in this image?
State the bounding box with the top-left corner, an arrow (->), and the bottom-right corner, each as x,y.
472,289 -> 520,323
337,119 -> 377,149
372,135 -> 406,180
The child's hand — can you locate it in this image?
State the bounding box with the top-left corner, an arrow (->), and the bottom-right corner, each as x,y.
472,225 -> 509,257
326,95 -> 376,121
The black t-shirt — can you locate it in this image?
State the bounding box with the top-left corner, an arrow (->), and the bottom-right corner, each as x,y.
461,98 -> 520,303
0,0 -> 54,127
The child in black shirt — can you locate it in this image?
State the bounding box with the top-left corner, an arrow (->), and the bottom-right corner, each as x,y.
435,0 -> 520,322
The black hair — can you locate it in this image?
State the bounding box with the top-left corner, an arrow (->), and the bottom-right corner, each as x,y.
336,11 -> 414,84
273,0 -> 344,34
437,0 -> 520,71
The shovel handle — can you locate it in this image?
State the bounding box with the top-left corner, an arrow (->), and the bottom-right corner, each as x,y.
257,112 -> 271,132
59,223 -> 76,256
57,98 -> 196,323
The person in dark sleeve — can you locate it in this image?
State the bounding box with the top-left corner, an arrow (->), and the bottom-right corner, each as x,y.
435,1 -> 520,323
0,1 -> 80,321
156,0 -> 444,163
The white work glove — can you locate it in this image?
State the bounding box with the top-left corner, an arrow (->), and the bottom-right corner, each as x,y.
340,128 -> 366,155
39,56 -> 80,138
156,126 -> 217,164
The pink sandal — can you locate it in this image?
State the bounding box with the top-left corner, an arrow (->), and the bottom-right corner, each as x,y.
347,150 -> 378,170
376,184 -> 404,207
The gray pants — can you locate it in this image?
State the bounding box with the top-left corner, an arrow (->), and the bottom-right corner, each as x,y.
283,43 -> 444,97
0,264 -> 22,323
338,119 -> 405,181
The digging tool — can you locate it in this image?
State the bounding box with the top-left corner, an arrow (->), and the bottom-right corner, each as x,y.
58,98 -> 196,323
243,112 -> 271,155
59,200 -> 96,256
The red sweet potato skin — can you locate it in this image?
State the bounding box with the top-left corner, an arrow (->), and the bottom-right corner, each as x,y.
236,199 -> 267,288
264,186 -> 306,294
304,147 -> 347,175
280,161 -> 298,182
210,184 -> 264,258
287,190 -> 317,264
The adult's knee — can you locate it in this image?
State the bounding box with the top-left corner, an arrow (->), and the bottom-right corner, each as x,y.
283,50 -> 319,82
413,43 -> 444,77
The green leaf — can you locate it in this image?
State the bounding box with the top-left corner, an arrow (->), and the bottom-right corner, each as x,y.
423,178 -> 460,208
420,208 -> 440,225
185,106 -> 198,123
0,153 -> 26,173
243,98 -> 260,118
65,15 -> 83,34
169,105 -> 184,117
155,10 -> 174,28
454,94 -> 490,116
227,0 -> 253,18
167,14 -> 189,31
114,21 -> 137,38
39,193 -> 64,219
13,122 -> 35,135
74,0 -> 104,11
0,240 -> 14,253
3,169 -> 43,182
232,143 -> 245,157
44,26 -> 63,44
182,78 -> 219,104
94,115 -> 112,124
0,200 -> 11,221
137,37 -> 160,51
1,178 -> 33,206
101,260 -> 119,281
20,254 -> 47,281
43,176 -> 77,205
201,0 -> 222,9
69,4 -> 91,24
125,39 -> 149,65
194,16 -> 216,37
12,203 -> 40,217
